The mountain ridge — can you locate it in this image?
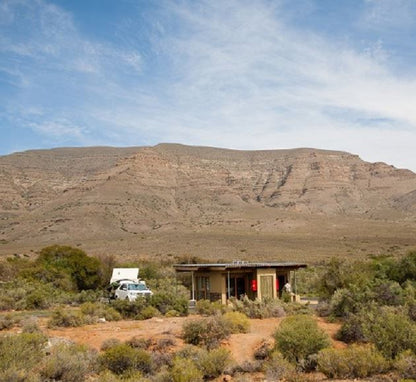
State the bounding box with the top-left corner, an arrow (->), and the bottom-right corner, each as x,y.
0,143 -> 415,261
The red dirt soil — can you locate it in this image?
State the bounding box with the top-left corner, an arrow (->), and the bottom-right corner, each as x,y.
42,315 -> 345,363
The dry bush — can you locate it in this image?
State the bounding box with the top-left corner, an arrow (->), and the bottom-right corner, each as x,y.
0,332 -> 47,374
182,316 -> 230,349
155,337 -> 175,352
317,344 -> 389,379
195,347 -> 232,378
230,296 -> 285,318
395,350 -> 416,379
126,336 -> 152,350
263,351 -> 295,381
80,302 -> 121,322
40,343 -> 97,382
171,358 -> 203,382
195,299 -> 224,316
99,343 -> 152,375
0,314 -> 20,331
101,338 -> 122,351
47,308 -> 85,328
0,367 -> 41,382
222,311 -> 250,334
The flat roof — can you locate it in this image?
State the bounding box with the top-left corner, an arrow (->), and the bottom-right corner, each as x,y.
173,261 -> 307,272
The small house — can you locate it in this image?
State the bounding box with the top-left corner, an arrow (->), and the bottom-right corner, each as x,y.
173,261 -> 307,304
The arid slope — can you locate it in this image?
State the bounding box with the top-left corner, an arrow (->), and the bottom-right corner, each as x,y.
1,144 -> 415,261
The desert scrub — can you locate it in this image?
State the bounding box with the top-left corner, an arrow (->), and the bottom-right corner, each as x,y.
99,343 -> 152,375
395,350 -> 416,379
317,344 -> 388,378
101,338 -> 122,351
40,343 -> 97,382
171,357 -> 203,382
195,299 -> 224,316
139,306 -> 160,320
362,306 -> 416,359
80,302 -> 121,322
0,332 -> 47,374
182,315 -> 230,349
0,313 -> 20,330
47,308 -> 85,328
263,351 -> 295,381
222,311 -> 250,333
230,296 -> 285,318
195,348 -> 233,378
126,336 -> 152,350
274,315 -> 330,368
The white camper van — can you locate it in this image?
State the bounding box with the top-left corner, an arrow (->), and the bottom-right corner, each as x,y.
109,268 -> 153,301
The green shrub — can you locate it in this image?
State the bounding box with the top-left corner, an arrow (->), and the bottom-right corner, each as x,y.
336,312 -> 367,343
171,358 -> 203,382
0,314 -> 20,331
80,302 -> 121,322
362,306 -> 416,359
40,343 -> 97,382
139,306 -> 160,320
150,290 -> 188,316
317,344 -> 388,378
35,245 -> 102,291
111,299 -> 149,320
99,343 -> 152,375
395,350 -> 416,379
195,299 -> 224,316
101,338 -> 122,351
195,347 -> 232,378
73,289 -> 103,304
230,296 -> 285,318
47,308 -> 85,328
165,309 -> 180,317
0,367 -> 41,382
21,317 -> 42,334
222,311 -> 250,334
263,351 -> 295,381
0,279 -> 65,310
0,332 -> 47,373
126,336 -> 152,350
25,289 -> 52,309
274,315 -> 330,367
182,316 -> 231,349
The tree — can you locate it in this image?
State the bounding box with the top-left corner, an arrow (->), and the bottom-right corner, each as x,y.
36,245 -> 102,291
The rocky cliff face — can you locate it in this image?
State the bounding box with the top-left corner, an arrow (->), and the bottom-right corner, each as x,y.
0,144 -> 415,260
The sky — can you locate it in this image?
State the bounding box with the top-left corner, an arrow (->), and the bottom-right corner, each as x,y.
1,0 -> 416,171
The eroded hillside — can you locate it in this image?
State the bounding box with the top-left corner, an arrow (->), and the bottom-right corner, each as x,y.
1,144 -> 415,261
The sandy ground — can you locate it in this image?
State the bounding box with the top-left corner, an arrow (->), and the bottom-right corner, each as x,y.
43,314 -> 345,364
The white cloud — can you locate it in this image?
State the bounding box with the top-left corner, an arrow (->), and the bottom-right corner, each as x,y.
28,118 -> 85,139
1,0 -> 416,171
361,0 -> 416,30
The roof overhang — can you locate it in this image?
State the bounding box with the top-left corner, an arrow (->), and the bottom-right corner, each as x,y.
173,262 -> 307,273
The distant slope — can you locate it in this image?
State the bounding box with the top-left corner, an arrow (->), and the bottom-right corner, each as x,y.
0,144 -> 415,261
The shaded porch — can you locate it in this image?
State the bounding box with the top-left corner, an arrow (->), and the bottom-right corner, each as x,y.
173,261 -> 307,304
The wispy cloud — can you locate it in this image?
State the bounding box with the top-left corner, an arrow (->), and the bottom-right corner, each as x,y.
1,0 -> 416,171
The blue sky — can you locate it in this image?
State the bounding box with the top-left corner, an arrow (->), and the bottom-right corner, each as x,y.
1,0 -> 416,171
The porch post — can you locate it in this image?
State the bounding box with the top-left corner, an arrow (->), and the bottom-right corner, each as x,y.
227,271 -> 231,299
293,270 -> 297,295
191,271 -> 195,301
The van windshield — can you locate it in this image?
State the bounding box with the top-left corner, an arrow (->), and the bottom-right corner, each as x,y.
127,284 -> 147,291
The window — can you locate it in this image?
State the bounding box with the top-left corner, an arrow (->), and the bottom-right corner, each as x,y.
226,276 -> 247,299
196,276 -> 210,300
